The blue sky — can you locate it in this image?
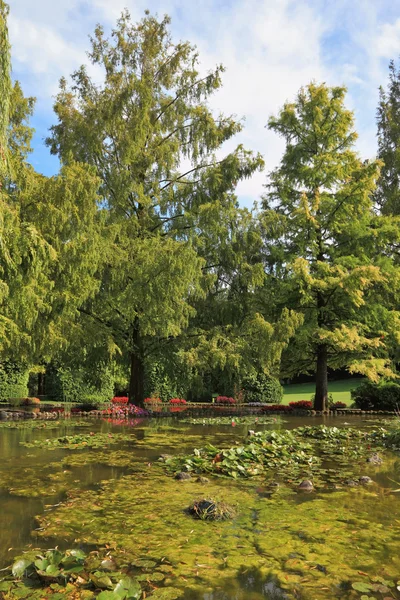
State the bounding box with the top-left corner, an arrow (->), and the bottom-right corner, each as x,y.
8,0 -> 400,205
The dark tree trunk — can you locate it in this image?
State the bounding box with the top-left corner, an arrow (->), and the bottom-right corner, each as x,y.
129,351 -> 145,407
128,318 -> 144,406
37,372 -> 45,397
314,344 -> 328,411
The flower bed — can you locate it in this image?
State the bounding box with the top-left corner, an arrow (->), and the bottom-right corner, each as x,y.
111,396 -> 128,405
288,400 -> 313,410
169,398 -> 187,405
215,396 -> 236,405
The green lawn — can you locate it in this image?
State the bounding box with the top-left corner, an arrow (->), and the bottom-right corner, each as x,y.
282,378 -> 364,406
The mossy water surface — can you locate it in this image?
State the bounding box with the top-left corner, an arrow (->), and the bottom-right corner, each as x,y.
1,417 -> 400,599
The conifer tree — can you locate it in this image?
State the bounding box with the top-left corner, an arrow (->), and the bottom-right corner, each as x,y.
263,83 -> 400,411
376,60 -> 400,215
46,11 -> 264,404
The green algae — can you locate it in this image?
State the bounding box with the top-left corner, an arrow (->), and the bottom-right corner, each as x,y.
0,420 -> 91,430
180,416 -> 284,426
21,433 -> 137,450
32,459 -> 400,599
3,422 -> 400,599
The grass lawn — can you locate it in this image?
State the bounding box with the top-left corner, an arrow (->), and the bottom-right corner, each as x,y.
282,378 -> 364,406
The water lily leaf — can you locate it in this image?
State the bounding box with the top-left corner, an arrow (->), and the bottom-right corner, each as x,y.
45,564 -> 61,577
90,571 -> 113,589
68,549 -> 86,560
97,592 -> 117,600
113,576 -> 141,599
352,582 -> 373,593
34,558 -> 49,571
12,558 -> 34,578
46,550 -> 63,565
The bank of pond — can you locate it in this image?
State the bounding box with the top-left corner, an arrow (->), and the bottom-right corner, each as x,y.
1,414 -> 400,599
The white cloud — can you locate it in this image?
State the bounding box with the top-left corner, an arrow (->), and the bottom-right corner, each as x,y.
7,0 -> 398,203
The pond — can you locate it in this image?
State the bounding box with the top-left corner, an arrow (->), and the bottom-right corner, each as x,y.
0,415 -> 400,599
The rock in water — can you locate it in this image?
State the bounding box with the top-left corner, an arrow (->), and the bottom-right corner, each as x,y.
298,480 -> 314,491
359,476 -> 372,485
175,472 -> 192,481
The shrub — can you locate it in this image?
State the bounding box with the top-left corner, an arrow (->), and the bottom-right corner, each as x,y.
262,404 -> 293,413
242,373 -> 283,404
112,396 -> 129,404
170,398 -> 187,405
0,362 -> 29,400
215,396 -> 236,405
351,381 -> 400,411
45,364 -> 114,403
288,400 -> 313,410
331,401 -> 347,409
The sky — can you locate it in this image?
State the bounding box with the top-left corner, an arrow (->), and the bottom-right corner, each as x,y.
8,0 -> 400,206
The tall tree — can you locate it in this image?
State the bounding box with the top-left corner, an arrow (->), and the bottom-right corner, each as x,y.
263,83 -> 399,411
0,1 -> 104,364
46,11 -> 264,405
375,59 -> 400,215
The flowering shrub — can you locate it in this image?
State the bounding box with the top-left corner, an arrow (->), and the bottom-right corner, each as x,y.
169,398 -> 187,405
331,401 -> 347,409
144,397 -> 161,404
111,396 -> 128,405
263,404 -> 293,413
102,404 -> 149,418
288,400 -> 313,410
215,396 -> 236,405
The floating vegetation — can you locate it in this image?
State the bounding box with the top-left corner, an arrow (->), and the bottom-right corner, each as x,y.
165,426 -> 387,483
0,547 -> 156,599
21,432 -> 136,450
0,419 -> 91,429
180,415 -> 283,426
188,498 -> 236,521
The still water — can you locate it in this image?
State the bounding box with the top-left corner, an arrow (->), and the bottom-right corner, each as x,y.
0,415 -> 399,599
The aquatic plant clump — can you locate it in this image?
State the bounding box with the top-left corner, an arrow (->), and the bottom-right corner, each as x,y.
188,498 -> 236,520
165,426 -> 387,482
180,415 -> 282,426
0,547 -> 145,599
21,432 -> 137,450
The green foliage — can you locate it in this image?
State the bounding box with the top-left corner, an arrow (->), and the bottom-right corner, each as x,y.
45,363 -> 114,403
263,82 -> 400,409
375,60 -> 400,215
21,433 -> 136,450
242,372 -> 283,404
2,548 -> 142,599
351,380 -> 400,411
45,10 -> 263,404
0,361 -> 29,400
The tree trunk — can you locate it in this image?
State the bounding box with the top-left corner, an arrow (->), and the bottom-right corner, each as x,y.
314,344 -> 328,411
38,372 -> 45,397
128,318 -> 145,406
129,351 -> 145,407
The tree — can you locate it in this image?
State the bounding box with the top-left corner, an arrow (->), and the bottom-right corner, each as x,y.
263,83 -> 400,411
0,1 -> 104,366
46,11 -> 264,405
375,60 -> 400,215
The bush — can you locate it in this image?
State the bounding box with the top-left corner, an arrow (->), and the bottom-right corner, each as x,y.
0,362 -> 29,401
112,396 -> 129,404
170,398 -> 187,405
45,364 -> 114,403
144,397 -> 161,404
215,396 -> 236,405
331,401 -> 347,409
289,400 -> 313,410
242,373 -> 283,404
262,404 -> 293,413
351,381 -> 400,411
72,402 -> 100,412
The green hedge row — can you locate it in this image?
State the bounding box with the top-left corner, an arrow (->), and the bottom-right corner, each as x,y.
0,362 -> 29,400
